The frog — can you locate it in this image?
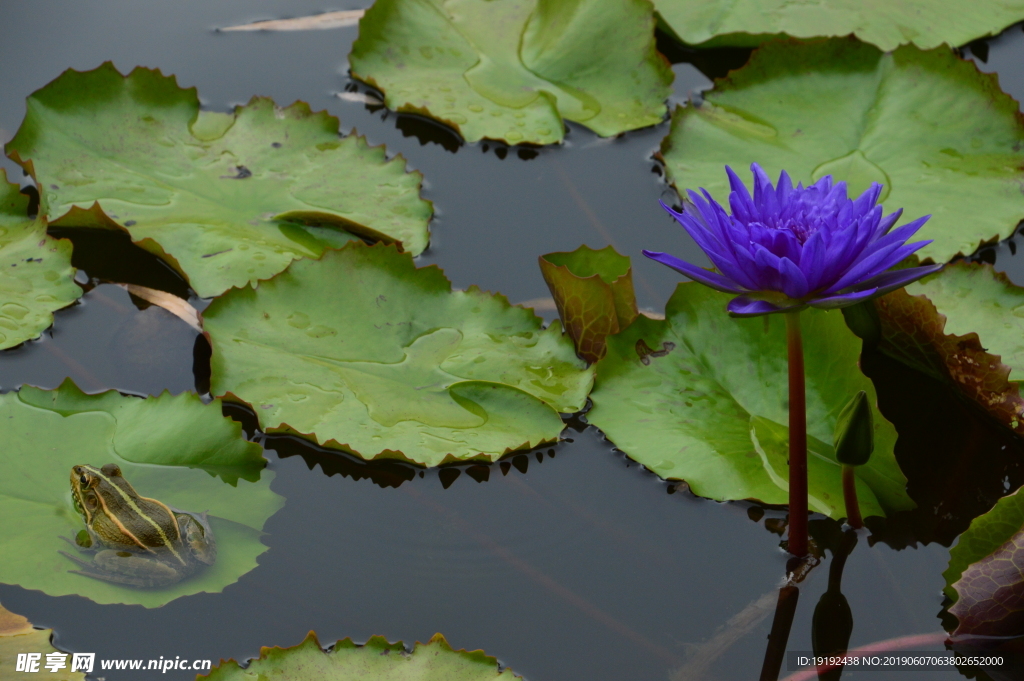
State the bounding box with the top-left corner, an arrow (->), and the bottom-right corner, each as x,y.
60,463 -> 216,588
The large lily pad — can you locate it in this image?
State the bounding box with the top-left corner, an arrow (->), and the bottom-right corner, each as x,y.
874,262 -> 1024,436
0,170 -> 80,350
202,631 -> 520,680
653,0 -> 1024,51
659,39 -> 1024,265
204,242 -> 593,467
944,486 -> 1024,637
349,0 -> 673,145
588,283 -> 912,520
5,63 -> 431,298
0,381 -> 283,608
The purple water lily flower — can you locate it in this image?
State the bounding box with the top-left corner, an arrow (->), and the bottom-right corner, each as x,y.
644,164 -> 943,317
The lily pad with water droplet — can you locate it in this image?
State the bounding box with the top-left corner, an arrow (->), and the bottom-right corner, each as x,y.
202,631 -> 520,680
349,0 -> 673,145
587,282 -> 912,520
0,170 -> 80,350
659,39 -> 1024,265
653,0 -> 1024,51
0,380 -> 283,608
204,242 -> 593,467
5,63 -> 431,298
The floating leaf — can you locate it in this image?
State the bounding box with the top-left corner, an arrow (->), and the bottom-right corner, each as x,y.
0,380 -> 283,607
6,63 -> 431,298
220,10 -> 365,31
906,261 -> 1024,380
874,262 -> 1024,436
349,0 -> 673,145
539,245 -> 638,362
0,170 -> 80,350
945,486 -> 1024,637
119,283 -> 201,332
204,242 -> 593,467
0,603 -> 85,680
588,283 -> 912,520
202,631 -> 520,680
659,39 -> 1024,265
653,0 -> 1024,51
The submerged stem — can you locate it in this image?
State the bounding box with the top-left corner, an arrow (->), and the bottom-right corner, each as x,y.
841,464 -> 863,529
785,311 -> 808,557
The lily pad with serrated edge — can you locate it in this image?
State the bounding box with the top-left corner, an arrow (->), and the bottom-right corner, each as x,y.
5,62 -> 432,298
873,261 -> 1024,437
659,38 -> 1024,266
653,0 -> 1024,51
906,261 -> 1024,382
944,486 -> 1024,637
0,380 -> 283,608
0,169 -> 80,350
201,631 -> 520,681
203,242 -> 593,467
588,283 -> 912,520
349,0 -> 673,145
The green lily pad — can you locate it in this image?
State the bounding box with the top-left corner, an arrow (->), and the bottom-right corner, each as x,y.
0,380 -> 283,608
539,245 -> 638,363
0,170 -> 80,350
5,63 -> 431,298
874,263 -> 1024,436
204,242 -> 593,467
907,262 -> 1024,381
659,39 -> 1024,265
588,283 -> 912,520
944,486 -> 1024,636
653,0 -> 1024,51
202,631 -> 520,680
349,0 -> 673,145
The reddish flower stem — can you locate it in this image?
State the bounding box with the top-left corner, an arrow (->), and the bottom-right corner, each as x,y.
785,311 -> 808,557
842,464 -> 863,529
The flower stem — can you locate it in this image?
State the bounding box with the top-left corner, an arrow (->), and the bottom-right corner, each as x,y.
785,311 -> 808,557
841,464 -> 863,529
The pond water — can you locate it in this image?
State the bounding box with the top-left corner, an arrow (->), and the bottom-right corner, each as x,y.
1,3 -> 1023,680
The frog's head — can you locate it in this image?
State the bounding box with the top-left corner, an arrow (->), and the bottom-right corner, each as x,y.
69,463 -> 122,524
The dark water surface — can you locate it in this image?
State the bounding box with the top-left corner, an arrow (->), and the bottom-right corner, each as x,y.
2,3 -> 1024,680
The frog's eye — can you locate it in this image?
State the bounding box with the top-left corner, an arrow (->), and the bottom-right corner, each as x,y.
78,474 -> 88,485
101,463 -> 122,477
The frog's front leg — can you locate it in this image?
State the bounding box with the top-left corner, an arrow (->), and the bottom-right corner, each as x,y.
59,549 -> 182,588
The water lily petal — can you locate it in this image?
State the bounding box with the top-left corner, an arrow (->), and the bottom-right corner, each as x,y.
868,215 -> 930,251
642,251 -> 744,293
857,263 -> 944,295
851,182 -> 883,219
727,295 -> 799,316
824,240 -> 906,293
753,245 -> 785,290
779,257 -> 810,298
726,165 -> 756,224
808,288 -> 879,309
